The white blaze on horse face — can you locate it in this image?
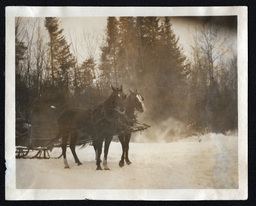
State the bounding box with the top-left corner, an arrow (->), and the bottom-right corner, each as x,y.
136,94 -> 146,112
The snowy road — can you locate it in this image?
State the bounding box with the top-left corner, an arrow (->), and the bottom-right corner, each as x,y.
16,133 -> 238,189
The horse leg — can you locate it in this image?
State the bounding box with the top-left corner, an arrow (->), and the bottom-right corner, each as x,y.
93,142 -> 97,161
70,132 -> 82,166
93,138 -> 102,163
118,135 -> 125,167
62,134 -> 70,169
93,139 -> 102,163
125,133 -> 132,165
103,136 -> 113,170
96,139 -> 103,170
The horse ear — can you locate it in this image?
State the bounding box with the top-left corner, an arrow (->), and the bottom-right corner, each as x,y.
111,85 -> 116,91
120,85 -> 123,91
129,89 -> 134,94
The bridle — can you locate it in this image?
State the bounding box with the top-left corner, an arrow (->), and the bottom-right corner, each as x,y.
115,107 -> 126,115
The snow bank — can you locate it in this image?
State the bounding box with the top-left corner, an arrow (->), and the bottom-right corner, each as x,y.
16,133 -> 238,189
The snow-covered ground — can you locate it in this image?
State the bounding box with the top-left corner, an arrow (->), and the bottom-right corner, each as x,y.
16,133 -> 238,189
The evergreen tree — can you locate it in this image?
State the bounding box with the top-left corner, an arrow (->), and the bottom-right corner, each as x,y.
79,57 -> 96,92
143,17 -> 186,120
15,17 -> 27,72
56,37 -> 76,92
45,17 -> 76,98
98,16 -> 186,121
117,17 -> 139,86
15,42 -> 27,72
99,17 -> 119,89
15,17 -> 29,118
45,17 -> 64,86
159,17 -> 186,118
140,17 -> 160,75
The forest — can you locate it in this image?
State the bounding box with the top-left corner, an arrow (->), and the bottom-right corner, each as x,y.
15,17 -> 238,140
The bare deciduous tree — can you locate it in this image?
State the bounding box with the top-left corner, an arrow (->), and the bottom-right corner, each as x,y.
33,19 -> 49,97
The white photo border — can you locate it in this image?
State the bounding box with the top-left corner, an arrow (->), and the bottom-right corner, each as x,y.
5,6 -> 248,200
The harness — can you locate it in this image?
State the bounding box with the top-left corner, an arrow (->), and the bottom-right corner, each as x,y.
22,93 -> 150,149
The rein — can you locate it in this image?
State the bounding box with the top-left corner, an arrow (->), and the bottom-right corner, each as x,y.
55,99 -> 123,141
34,92 -> 149,147
113,94 -> 151,136
115,117 -> 150,136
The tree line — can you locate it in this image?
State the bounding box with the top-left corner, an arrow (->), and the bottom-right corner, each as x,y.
15,17 -> 237,136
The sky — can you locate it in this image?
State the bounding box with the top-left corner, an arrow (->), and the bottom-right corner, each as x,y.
60,17 -> 107,64
170,17 -> 237,58
59,16 -> 237,65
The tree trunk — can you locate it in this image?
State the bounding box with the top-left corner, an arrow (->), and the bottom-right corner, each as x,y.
50,35 -> 54,86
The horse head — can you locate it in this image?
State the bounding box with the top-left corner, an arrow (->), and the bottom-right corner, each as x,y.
107,85 -> 126,114
129,89 -> 146,113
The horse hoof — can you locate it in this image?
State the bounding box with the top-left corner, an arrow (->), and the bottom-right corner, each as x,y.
77,162 -> 82,166
126,161 -> 132,165
104,167 -> 110,170
96,166 -> 102,170
64,166 -> 70,169
119,161 -> 124,167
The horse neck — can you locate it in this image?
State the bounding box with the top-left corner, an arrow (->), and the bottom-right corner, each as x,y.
125,95 -> 136,117
103,93 -> 116,111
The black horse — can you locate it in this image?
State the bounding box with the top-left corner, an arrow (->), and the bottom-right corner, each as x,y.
118,89 -> 146,167
57,86 -> 126,170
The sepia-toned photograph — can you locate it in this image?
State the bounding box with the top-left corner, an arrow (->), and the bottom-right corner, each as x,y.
5,7 -> 247,200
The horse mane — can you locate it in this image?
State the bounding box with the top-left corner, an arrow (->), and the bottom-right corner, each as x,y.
124,94 -> 136,116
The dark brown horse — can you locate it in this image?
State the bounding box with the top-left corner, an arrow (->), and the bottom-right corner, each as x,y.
118,89 -> 146,167
57,86 -> 126,170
